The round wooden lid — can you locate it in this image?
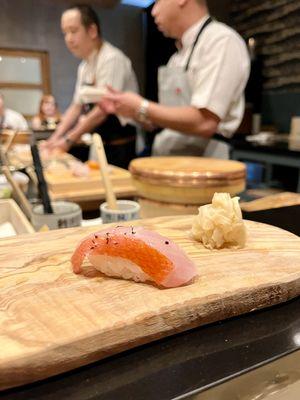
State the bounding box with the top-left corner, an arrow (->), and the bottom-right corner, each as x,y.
129,157 -> 246,187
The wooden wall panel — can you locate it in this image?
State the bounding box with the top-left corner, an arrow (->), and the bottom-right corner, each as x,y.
231,0 -> 300,92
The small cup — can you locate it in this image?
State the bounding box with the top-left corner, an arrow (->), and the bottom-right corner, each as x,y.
100,200 -> 140,224
290,116 -> 300,138
31,201 -> 82,231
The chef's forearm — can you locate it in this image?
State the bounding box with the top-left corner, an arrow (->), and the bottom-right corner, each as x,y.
146,102 -> 218,138
66,106 -> 106,142
53,103 -> 82,139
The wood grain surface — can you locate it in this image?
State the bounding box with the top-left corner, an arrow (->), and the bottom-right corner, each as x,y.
46,165 -> 137,204
231,0 -> 300,91
0,199 -> 34,235
241,192 -> 300,212
45,165 -> 132,194
129,157 -> 246,205
7,145 -> 75,170
0,216 -> 300,390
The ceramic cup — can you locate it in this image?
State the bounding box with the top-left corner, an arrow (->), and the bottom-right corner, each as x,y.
100,200 -> 140,224
290,116 -> 300,138
31,201 -> 82,231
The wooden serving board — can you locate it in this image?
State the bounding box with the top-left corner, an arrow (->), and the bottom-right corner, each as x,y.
0,199 -> 34,236
0,129 -> 31,145
8,145 -> 76,169
45,165 -> 133,194
0,216 -> 300,389
46,165 -> 138,206
241,192 -> 300,212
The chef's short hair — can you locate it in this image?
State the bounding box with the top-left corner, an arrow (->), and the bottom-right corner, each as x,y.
66,4 -> 101,37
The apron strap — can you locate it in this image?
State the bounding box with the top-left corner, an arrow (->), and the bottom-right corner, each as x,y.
185,16 -> 213,71
213,133 -> 231,144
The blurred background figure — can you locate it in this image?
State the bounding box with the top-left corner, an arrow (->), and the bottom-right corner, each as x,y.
43,4 -> 138,168
0,93 -> 28,131
100,0 -> 250,160
31,94 -> 61,131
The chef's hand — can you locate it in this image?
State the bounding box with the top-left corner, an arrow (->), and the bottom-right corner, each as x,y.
40,135 -> 70,153
40,129 -> 62,150
100,86 -> 143,119
51,136 -> 71,152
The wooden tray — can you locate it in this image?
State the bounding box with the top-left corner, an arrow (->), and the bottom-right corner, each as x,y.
0,129 -> 31,145
1,216 -> 300,389
7,145 -> 76,170
45,165 -> 135,195
45,164 -> 137,206
241,192 -> 300,212
0,199 -> 34,236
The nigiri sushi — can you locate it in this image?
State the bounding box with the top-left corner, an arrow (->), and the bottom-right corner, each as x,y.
71,226 -> 198,288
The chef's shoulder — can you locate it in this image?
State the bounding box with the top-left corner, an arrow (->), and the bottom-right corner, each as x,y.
98,41 -> 133,68
203,20 -> 247,52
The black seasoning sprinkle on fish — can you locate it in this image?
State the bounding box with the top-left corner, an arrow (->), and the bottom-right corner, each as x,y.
94,235 -> 98,239
165,241 -> 169,245
131,226 -> 136,234
90,246 -> 95,250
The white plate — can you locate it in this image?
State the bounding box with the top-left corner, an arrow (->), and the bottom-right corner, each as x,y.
79,86 -> 107,103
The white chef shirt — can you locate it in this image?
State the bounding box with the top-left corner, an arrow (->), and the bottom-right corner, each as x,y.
168,16 -> 250,138
73,41 -> 138,105
1,108 -> 28,131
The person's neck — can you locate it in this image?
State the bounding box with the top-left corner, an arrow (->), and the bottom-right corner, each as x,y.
84,39 -> 103,61
178,6 -> 208,39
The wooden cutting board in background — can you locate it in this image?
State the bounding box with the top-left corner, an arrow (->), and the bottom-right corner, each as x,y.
241,192 -> 300,212
45,165 -> 133,194
45,165 -> 137,206
1,216 -> 300,389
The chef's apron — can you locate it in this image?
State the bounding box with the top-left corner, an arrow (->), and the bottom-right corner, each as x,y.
153,17 -> 229,159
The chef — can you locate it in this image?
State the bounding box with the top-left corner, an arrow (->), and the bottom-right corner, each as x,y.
44,4 -> 138,168
100,0 -> 250,159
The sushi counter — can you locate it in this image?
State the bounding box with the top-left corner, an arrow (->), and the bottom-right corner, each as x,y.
2,295 -> 300,400
1,214 -> 300,399
3,295 -> 300,400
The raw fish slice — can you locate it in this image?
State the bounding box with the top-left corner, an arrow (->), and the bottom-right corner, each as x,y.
71,226 -> 197,288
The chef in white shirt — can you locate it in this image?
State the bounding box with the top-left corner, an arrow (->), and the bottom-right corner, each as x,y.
100,0 -> 250,159
0,93 -> 28,131
44,4 -> 138,168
